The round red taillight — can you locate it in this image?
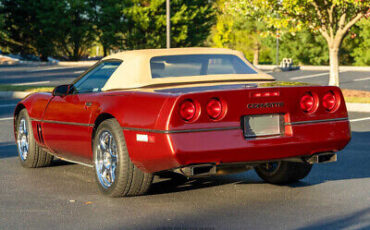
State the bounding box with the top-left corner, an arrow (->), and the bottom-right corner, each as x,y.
180,100 -> 196,121
322,91 -> 337,111
206,99 -> 222,119
300,93 -> 316,113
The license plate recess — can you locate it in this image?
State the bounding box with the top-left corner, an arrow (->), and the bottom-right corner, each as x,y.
243,114 -> 283,138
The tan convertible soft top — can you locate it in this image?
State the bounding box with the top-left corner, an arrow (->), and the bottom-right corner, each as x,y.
101,47 -> 274,91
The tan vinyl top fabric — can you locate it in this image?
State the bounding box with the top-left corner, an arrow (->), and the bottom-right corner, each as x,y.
101,47 -> 274,91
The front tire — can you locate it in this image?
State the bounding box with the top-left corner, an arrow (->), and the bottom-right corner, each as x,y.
93,118 -> 153,197
255,161 -> 312,184
16,109 -> 53,168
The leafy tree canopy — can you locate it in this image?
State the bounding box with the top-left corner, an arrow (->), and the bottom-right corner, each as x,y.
123,0 -> 216,49
227,0 -> 369,86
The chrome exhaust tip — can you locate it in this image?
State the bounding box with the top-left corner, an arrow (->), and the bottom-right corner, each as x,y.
174,164 -> 216,177
306,152 -> 337,164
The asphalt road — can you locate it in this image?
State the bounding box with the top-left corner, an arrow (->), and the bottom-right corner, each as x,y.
0,65 -> 88,86
0,99 -> 369,229
0,65 -> 369,229
270,70 -> 370,91
0,65 -> 369,91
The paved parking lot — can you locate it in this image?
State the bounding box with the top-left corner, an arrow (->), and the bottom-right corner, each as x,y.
0,64 -> 369,91
0,65 -> 369,230
270,70 -> 370,91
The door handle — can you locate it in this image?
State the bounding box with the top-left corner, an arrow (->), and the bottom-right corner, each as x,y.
84,102 -> 92,110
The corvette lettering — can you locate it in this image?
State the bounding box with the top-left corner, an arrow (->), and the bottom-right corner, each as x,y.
247,102 -> 284,109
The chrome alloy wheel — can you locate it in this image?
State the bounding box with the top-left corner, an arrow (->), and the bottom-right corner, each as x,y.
17,118 -> 29,161
95,130 -> 118,189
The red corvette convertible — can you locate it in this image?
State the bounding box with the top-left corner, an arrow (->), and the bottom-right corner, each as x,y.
14,48 -> 351,197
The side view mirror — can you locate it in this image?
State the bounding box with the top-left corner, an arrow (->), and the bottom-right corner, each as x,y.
52,85 -> 71,97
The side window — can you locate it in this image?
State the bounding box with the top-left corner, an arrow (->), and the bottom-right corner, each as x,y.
72,61 -> 121,93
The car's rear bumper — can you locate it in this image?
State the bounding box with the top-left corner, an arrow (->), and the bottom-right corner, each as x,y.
123,119 -> 351,173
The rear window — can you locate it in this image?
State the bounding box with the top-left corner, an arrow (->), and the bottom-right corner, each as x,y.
150,54 -> 256,78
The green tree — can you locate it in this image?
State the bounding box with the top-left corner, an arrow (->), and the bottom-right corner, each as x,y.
0,0 -> 96,61
0,3 -> 7,53
230,0 -> 369,86
123,0 -> 216,49
268,29 -> 329,65
209,13 -> 272,65
1,0 -> 38,57
55,0 -> 96,60
351,18 -> 370,65
0,0 -> 66,60
209,1 -> 271,65
90,0 -> 127,56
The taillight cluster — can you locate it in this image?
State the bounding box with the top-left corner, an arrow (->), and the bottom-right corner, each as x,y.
300,91 -> 339,113
322,91 -> 337,111
179,100 -> 197,121
206,99 -> 222,119
179,98 -> 226,122
300,92 -> 317,113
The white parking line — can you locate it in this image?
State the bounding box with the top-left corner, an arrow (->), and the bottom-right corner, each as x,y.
74,70 -> 84,74
0,104 -> 17,108
27,67 -> 69,72
11,81 -> 50,86
0,117 -> 13,121
290,71 -> 347,80
350,117 -> 370,122
353,77 -> 370,82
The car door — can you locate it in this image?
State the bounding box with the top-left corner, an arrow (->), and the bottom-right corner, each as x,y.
41,61 -> 122,163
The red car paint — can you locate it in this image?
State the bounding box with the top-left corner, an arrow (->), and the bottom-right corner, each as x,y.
14,83 -> 351,172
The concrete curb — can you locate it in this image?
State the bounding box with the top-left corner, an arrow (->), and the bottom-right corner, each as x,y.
346,103 -> 370,113
1,91 -> 369,113
57,61 -> 97,67
0,60 -> 97,67
257,65 -> 370,72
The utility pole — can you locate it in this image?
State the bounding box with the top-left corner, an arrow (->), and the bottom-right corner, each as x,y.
166,0 -> 170,49
276,30 -> 279,66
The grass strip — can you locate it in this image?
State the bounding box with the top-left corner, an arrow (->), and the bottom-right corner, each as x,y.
0,84 -> 53,92
344,97 -> 370,104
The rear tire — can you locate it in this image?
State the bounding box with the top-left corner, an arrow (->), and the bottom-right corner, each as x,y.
255,161 -> 312,184
16,109 -> 53,168
93,118 -> 153,197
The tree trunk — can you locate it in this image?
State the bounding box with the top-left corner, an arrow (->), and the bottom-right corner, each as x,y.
328,46 -> 340,86
103,46 -> 108,57
253,40 -> 260,66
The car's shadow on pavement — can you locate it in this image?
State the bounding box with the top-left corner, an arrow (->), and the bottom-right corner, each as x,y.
149,172 -> 261,195
149,131 -> 370,194
1,131 -> 369,195
0,142 -> 17,158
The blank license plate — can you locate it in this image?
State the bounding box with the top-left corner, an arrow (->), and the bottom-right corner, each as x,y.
243,114 -> 282,138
